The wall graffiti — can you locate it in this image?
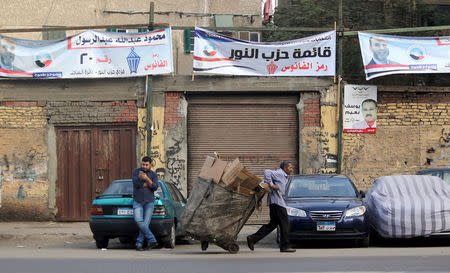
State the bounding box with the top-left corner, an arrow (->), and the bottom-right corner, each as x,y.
165,137 -> 185,190
426,127 -> 450,166
166,157 -> 185,189
0,149 -> 44,182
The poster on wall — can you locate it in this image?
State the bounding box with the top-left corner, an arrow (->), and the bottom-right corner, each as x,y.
343,84 -> 377,134
358,32 -> 450,80
0,28 -> 173,78
193,27 -> 336,76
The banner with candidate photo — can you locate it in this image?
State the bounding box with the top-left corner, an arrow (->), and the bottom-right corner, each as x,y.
193,27 -> 336,76
0,28 -> 173,79
359,32 -> 450,80
343,84 -> 377,134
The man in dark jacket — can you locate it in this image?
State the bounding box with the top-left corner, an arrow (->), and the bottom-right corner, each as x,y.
132,156 -> 159,251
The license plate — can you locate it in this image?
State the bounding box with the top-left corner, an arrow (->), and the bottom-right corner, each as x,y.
117,208 -> 133,215
316,221 -> 336,231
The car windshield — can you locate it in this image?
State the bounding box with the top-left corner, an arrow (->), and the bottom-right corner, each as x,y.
287,176 -> 357,198
102,181 -> 164,198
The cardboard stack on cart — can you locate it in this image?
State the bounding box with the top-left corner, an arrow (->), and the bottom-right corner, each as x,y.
198,156 -> 264,194
181,155 -> 267,254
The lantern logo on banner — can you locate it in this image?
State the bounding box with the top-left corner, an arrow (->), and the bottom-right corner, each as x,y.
126,48 -> 141,74
266,61 -> 278,74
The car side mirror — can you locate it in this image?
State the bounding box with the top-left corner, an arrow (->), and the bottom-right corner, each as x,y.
359,190 -> 366,198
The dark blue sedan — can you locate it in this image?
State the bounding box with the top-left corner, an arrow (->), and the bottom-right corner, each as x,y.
283,175 -> 370,247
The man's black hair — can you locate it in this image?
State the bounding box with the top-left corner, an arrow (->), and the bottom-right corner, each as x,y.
142,156 -> 152,163
280,160 -> 291,170
361,99 -> 377,107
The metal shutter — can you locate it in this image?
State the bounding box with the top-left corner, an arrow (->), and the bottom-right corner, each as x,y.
187,93 -> 299,223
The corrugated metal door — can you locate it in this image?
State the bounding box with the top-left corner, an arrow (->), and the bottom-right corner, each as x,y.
187,93 -> 299,223
56,125 -> 136,221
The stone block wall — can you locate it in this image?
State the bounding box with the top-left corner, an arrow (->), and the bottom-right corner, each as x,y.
342,92 -> 450,190
298,92 -> 322,174
0,100 -> 139,220
0,102 -> 50,220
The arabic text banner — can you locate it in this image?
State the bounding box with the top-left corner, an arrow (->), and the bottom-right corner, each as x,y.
193,28 -> 336,76
0,28 -> 173,78
359,32 -> 450,80
343,84 -> 377,134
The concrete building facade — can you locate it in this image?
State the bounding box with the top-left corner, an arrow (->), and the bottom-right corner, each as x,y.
0,0 -> 449,221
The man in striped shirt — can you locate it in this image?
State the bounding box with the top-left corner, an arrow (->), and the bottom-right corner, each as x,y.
247,160 -> 296,252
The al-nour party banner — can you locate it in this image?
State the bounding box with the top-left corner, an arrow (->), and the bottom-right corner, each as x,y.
193,27 -> 336,76
359,32 -> 450,80
0,28 -> 173,78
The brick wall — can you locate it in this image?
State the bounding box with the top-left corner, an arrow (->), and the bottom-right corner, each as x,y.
46,101 -> 137,124
164,92 -> 183,129
378,92 -> 449,126
299,92 -> 322,173
0,100 -> 139,220
342,92 -> 450,190
0,102 -> 50,220
0,102 -> 47,128
300,93 -> 321,127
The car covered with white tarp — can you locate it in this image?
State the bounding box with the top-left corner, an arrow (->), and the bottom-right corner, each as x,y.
364,175 -> 450,238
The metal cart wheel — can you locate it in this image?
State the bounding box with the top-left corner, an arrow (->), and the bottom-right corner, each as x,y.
201,240 -> 209,251
227,243 -> 239,254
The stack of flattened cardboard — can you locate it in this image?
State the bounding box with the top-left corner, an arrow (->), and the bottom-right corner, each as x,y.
198,156 -> 263,195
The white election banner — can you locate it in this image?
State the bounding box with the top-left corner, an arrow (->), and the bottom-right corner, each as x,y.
193,27 -> 335,76
359,32 -> 450,80
0,28 -> 173,78
343,84 -> 377,134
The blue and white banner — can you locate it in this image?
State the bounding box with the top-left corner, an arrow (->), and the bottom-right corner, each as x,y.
359,32 -> 450,80
193,27 -> 336,76
0,28 -> 173,78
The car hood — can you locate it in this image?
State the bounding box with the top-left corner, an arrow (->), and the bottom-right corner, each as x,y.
286,198 -> 363,211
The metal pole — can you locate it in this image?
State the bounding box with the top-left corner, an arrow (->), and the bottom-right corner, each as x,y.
146,2 -> 155,157
336,0 -> 344,174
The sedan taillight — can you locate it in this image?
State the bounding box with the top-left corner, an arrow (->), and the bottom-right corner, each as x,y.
91,205 -> 104,215
153,205 -> 166,216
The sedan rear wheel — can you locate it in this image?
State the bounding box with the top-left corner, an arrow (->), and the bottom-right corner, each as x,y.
163,223 -> 176,249
356,236 -> 370,248
95,237 -> 109,249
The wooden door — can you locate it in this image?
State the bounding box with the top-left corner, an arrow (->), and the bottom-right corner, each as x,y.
56,125 -> 136,221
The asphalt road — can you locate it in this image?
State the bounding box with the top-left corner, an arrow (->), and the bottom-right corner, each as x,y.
1,255 -> 450,273
1,239 -> 450,273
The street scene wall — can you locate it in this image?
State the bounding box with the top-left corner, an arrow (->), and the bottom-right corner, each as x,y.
0,103 -> 51,220
342,91 -> 450,190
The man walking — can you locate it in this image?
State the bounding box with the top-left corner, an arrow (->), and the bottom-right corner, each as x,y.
132,156 -> 159,251
247,160 -> 296,252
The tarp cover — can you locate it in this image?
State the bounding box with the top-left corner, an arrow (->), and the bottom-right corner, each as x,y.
364,175 -> 450,238
181,177 -> 263,248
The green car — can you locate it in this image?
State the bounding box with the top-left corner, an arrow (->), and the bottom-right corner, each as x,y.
89,179 -> 186,249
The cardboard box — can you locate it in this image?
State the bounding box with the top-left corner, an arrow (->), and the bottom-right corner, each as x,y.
222,158 -> 262,191
198,156 -> 229,183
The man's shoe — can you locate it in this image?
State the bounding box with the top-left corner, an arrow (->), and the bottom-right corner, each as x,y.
247,236 -> 254,251
136,244 -> 144,251
280,248 -> 296,253
146,242 -> 158,250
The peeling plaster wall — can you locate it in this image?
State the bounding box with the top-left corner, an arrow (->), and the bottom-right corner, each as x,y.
320,86 -> 339,173
342,92 -> 450,190
298,92 -> 322,174
163,92 -> 188,196
0,103 -> 51,220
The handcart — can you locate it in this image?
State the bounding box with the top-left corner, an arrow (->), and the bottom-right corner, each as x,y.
181,177 -> 265,254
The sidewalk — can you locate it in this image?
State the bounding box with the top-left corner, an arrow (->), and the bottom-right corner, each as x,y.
0,222 -> 275,245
